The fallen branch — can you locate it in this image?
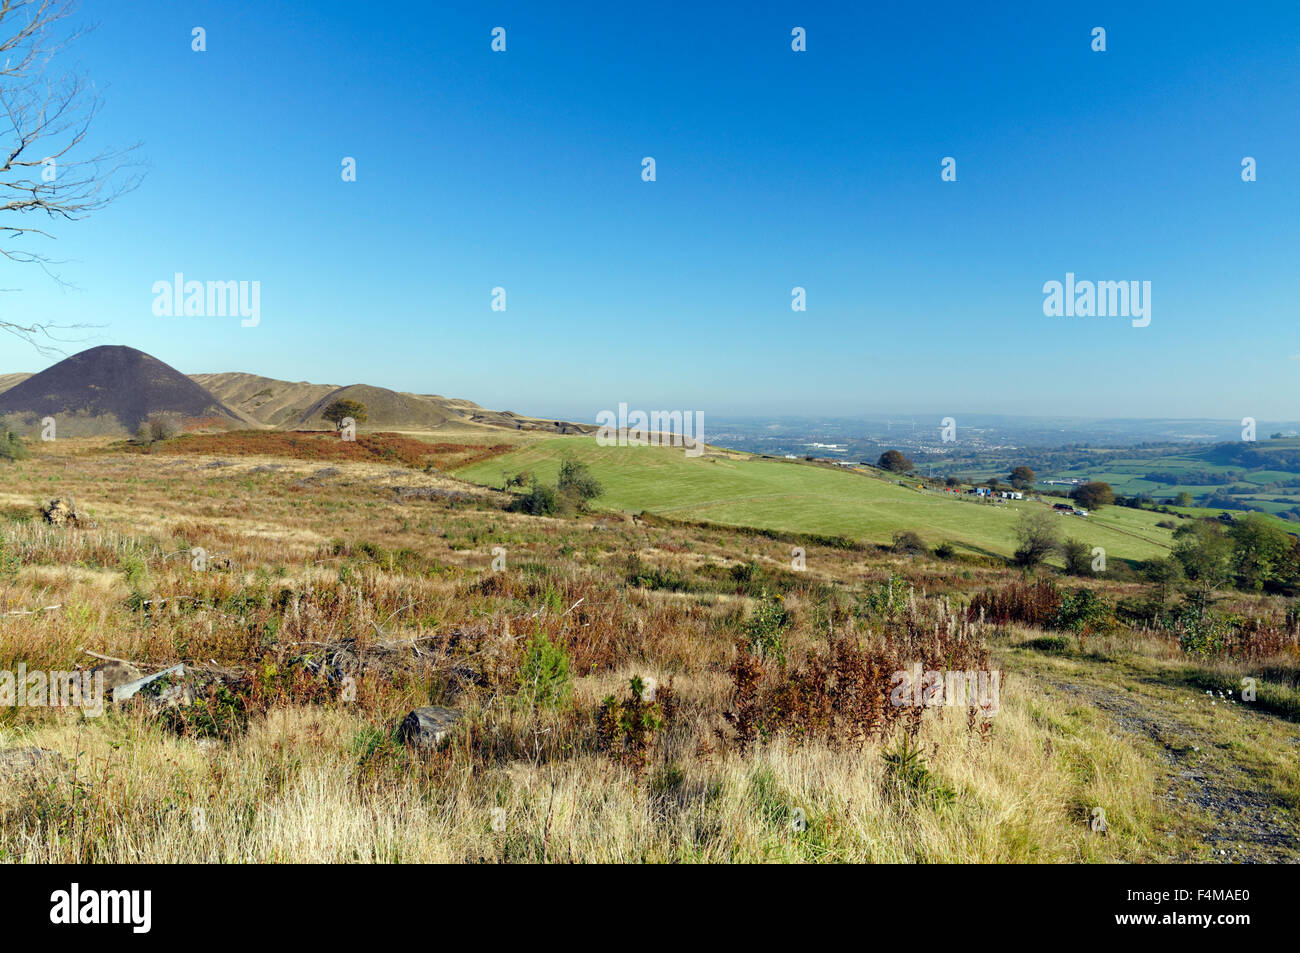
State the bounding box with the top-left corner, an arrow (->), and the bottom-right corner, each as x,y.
80,648 -> 137,665
6,604 -> 62,616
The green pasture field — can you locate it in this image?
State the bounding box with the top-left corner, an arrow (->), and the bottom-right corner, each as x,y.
454,437 -> 1183,563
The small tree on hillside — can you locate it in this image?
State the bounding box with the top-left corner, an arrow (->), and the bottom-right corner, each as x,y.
1140,556 -> 1185,598
510,460 -> 603,517
1228,513 -> 1292,592
892,530 -> 927,556
0,417 -> 28,461
322,399 -> 367,430
148,415 -> 177,442
1072,481 -> 1114,510
1013,509 -> 1061,568
1171,521 -> 1233,593
1060,538 -> 1092,575
877,450 -> 914,473
1009,466 -> 1036,491
557,458 -> 603,510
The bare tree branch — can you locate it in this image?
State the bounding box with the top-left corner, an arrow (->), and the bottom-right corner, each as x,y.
0,0 -> 143,355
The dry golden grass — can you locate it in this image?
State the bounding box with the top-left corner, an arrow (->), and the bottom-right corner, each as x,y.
0,683 -> 1167,863
0,439 -> 1295,863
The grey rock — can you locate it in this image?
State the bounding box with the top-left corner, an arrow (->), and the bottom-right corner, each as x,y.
0,746 -> 67,781
400,706 -> 463,750
89,659 -> 146,694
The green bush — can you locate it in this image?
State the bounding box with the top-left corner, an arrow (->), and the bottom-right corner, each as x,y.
159,681 -> 248,739
727,560 -> 769,596
861,574 -> 910,617
516,629 -> 572,708
596,675 -> 665,773
119,552 -> 148,593
1060,538 -> 1093,576
883,734 -> 956,808
1140,555 -> 1185,595
745,590 -> 791,662
891,530 -> 926,556
1163,599 -> 1234,657
513,480 -> 559,516
557,458 -> 603,510
1053,588 -> 1112,633
0,418 -> 27,462
1021,635 -> 1069,653
625,554 -> 691,592
0,536 -> 19,582
509,461 -> 603,517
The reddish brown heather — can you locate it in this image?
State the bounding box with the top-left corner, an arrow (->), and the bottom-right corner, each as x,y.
119,430 -> 514,469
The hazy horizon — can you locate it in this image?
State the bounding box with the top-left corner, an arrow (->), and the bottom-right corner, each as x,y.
6,342 -> 1300,435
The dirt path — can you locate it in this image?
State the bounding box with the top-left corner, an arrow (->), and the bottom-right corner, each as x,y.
1034,662 -> 1300,863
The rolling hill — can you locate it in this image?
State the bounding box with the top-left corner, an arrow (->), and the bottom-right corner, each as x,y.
193,372 -> 594,434
0,346 -> 249,437
188,372 -> 338,429
0,373 -> 31,394
1,349 -> 593,438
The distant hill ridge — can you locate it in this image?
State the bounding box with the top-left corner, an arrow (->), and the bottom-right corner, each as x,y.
0,345 -> 590,437
196,372 -> 591,434
0,345 -> 248,437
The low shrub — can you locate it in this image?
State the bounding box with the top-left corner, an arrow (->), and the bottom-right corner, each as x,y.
745,590 -> 792,661
516,629 -> 572,709
596,675 -> 667,774
891,530 -> 927,556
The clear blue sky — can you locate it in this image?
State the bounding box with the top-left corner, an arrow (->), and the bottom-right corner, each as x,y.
4,0 -> 1299,421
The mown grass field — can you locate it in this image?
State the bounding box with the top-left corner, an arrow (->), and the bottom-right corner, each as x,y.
456,437 -> 1181,563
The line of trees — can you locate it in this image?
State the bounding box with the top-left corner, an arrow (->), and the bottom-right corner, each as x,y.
1148,514 -> 1300,595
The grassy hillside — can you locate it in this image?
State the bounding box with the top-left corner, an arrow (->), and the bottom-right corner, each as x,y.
189,372 -> 338,428
455,437 -> 1181,562
0,373 -> 31,395
3,439 -> 1296,863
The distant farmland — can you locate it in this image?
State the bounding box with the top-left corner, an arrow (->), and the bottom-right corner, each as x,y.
455,437 -> 1182,562
1035,437 -> 1300,519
